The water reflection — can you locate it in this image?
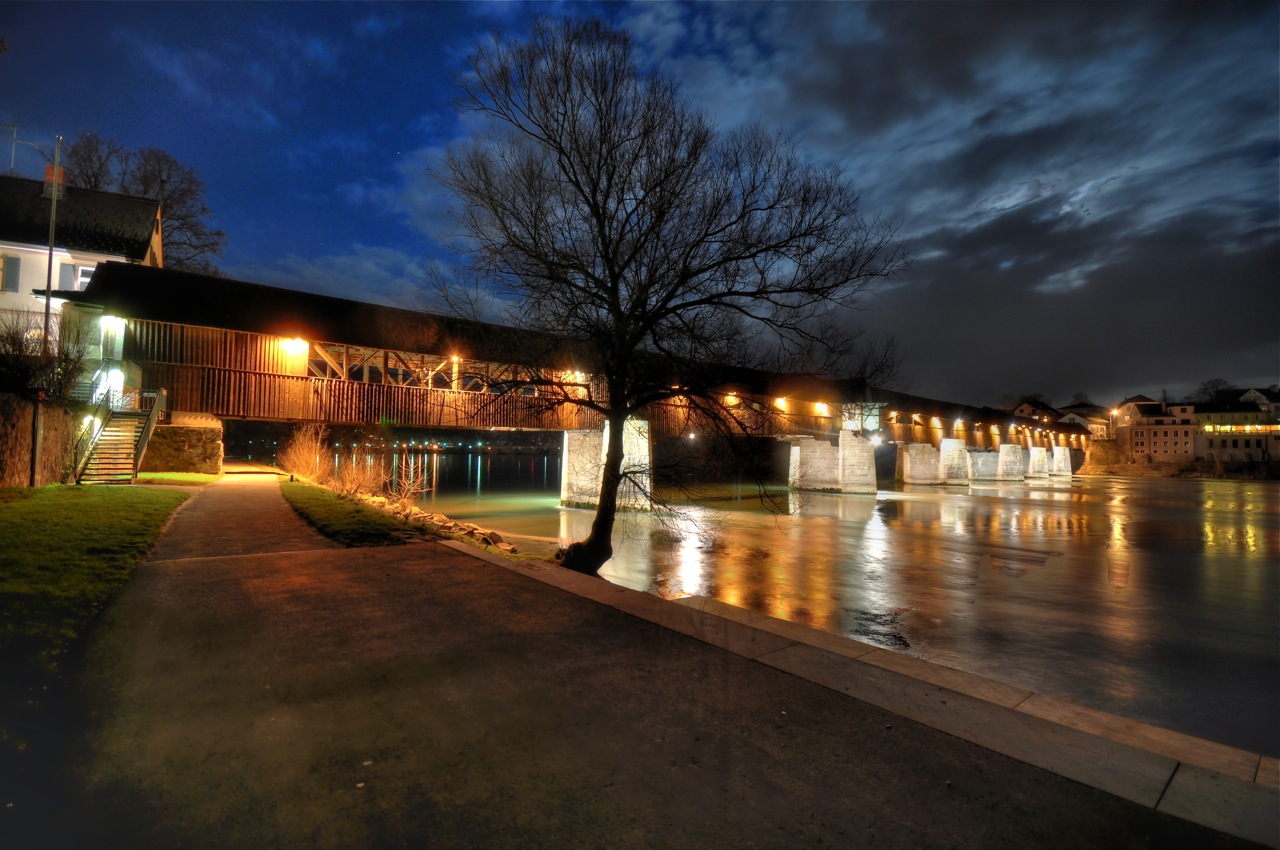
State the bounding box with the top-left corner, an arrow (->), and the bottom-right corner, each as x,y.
419,458 -> 1278,757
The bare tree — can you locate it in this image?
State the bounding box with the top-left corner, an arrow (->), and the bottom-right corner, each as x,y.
62,132 -> 126,190
61,135 -> 226,274
1187,378 -> 1236,404
437,17 -> 904,574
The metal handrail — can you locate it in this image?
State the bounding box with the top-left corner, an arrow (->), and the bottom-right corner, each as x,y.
132,388 -> 167,479
69,389 -> 116,483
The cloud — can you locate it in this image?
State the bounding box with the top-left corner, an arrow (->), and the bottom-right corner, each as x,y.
224,244 -> 431,307
126,36 -> 280,129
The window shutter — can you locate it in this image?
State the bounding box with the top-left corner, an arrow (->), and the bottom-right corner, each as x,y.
1,256 -> 19,293
59,263 -> 76,291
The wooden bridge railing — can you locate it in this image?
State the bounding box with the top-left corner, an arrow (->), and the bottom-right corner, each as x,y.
143,362 -> 845,438
144,363 -> 603,431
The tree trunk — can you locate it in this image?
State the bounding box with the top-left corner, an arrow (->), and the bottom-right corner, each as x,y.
560,414 -> 627,575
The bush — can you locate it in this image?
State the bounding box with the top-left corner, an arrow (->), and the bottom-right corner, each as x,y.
0,311 -> 86,404
276,423 -> 332,483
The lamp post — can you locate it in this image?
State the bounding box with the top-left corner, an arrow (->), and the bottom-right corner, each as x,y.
1110,408 -> 1119,440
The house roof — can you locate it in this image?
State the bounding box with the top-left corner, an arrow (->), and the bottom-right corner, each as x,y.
1230,387 -> 1280,403
0,175 -> 159,261
1193,402 -> 1267,414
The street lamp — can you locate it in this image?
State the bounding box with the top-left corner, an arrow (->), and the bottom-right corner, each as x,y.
1110,408 -> 1119,440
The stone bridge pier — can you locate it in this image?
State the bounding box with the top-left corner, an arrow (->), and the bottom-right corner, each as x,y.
783,431 -> 877,494
560,418 -> 652,509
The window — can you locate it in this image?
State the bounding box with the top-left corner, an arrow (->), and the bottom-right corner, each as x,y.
77,264 -> 95,289
0,255 -> 19,293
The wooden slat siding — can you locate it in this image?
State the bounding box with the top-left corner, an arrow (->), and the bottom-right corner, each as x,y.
123,318 -> 827,437
142,363 -> 605,431
127,320 -> 292,375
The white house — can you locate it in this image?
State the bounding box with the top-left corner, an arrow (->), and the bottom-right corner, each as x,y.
0,175 -> 163,326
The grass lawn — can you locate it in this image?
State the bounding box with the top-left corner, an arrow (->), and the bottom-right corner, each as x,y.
0,485 -> 191,677
137,471 -> 223,486
280,480 -> 421,548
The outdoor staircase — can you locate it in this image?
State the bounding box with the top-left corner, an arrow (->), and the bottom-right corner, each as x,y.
79,411 -> 148,484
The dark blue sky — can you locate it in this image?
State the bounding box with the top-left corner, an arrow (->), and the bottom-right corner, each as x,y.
4,1 -> 1276,407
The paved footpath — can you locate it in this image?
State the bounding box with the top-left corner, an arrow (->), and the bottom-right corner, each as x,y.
25,472 -> 1279,848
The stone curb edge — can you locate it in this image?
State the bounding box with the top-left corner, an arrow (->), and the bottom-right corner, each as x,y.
441,540 -> 1280,848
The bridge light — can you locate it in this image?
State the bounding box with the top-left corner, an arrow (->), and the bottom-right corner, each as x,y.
281,337 -> 308,356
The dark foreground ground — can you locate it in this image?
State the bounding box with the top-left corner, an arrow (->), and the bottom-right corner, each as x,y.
1,473 -> 1270,849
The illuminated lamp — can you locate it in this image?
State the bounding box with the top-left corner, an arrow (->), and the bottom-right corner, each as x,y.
815,402 -> 829,416
870,434 -> 883,446
281,337 -> 308,356
724,393 -> 740,407
100,315 -> 126,334
774,397 -> 789,411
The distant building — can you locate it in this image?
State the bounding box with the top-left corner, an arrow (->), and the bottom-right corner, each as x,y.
1221,387 -> 1280,422
1112,393 -> 1276,464
1009,398 -> 1061,425
1057,402 -> 1109,438
0,175 -> 163,322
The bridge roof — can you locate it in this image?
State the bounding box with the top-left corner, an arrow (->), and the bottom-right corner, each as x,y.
77,262 -> 588,369
0,176 -> 160,261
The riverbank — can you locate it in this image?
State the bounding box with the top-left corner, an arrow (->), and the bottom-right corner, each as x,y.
1077,460 -> 1280,479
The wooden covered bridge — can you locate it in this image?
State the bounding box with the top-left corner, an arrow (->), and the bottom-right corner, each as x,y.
60,262 -> 1087,487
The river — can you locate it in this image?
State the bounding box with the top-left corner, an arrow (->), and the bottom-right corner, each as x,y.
406,451 -> 1280,757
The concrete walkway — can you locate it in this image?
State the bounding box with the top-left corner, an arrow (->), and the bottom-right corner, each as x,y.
41,473 -> 1280,848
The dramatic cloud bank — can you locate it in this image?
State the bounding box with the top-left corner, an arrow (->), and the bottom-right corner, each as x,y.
4,1 -> 1275,406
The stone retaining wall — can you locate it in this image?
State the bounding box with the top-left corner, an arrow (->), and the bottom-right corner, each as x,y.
0,393 -> 79,487
139,425 -> 224,474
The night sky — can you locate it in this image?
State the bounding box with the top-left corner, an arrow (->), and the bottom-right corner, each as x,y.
4,1 -> 1276,408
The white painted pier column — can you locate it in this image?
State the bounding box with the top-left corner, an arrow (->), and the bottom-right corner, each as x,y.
786,431 -> 878,493
939,438 -> 969,485
560,418 -> 652,509
967,448 -> 999,481
1027,446 -> 1049,478
838,430 -> 877,494
1050,445 -> 1074,477
902,443 -> 942,484
996,444 -> 1025,481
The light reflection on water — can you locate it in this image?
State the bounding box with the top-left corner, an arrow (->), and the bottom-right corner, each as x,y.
416,453 -> 1279,756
